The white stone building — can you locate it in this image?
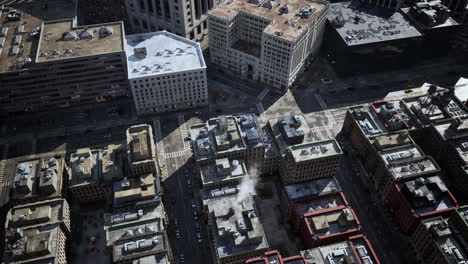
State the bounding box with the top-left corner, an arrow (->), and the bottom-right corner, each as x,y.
126,31 -> 208,114
208,0 -> 329,90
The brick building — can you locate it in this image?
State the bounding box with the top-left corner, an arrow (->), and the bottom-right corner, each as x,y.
126,124 -> 158,176
245,250 -> 306,264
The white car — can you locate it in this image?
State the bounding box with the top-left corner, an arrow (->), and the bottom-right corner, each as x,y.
191,201 -> 196,208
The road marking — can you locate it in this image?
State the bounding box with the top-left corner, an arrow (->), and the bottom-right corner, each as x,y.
153,119 -> 165,156
165,151 -> 187,158
310,125 -> 332,133
178,115 -> 191,151
256,103 -> 268,123
0,144 -> 9,184
257,88 -> 270,101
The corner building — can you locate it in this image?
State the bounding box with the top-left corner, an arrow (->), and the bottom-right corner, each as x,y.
208,0 -> 329,90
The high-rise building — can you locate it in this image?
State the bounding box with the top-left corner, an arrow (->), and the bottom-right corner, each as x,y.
300,234 -> 381,264
104,204 -> 172,263
126,31 -> 208,115
268,115 -> 342,184
190,114 -> 266,170
2,199 -> 71,264
126,124 -> 158,176
411,216 -> 468,263
385,175 -> 458,234
0,14 -> 129,112
124,0 -> 224,47
299,206 -> 361,248
208,0 -> 329,90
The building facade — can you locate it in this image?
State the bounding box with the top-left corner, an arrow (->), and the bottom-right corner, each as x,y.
208,0 -> 329,90
124,0 -> 224,47
127,124 -> 158,176
126,31 -> 207,115
0,17 -> 128,112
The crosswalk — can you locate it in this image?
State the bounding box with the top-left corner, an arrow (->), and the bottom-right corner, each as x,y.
165,150 -> 187,158
310,125 -> 333,133
178,115 -> 191,151
0,144 -> 9,184
256,103 -> 268,123
153,119 -> 165,156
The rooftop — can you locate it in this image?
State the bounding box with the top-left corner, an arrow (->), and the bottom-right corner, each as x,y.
327,1 -> 422,46
300,235 -> 380,264
400,176 -> 456,215
453,205 -> 468,228
379,144 -> 423,165
387,156 -> 439,180
132,255 -> 168,264
3,223 -> 63,264
104,206 -> 164,229
246,250 -> 306,264
288,139 -> 342,162
126,31 -> 205,79
305,207 -> 359,238
190,114 -> 265,161
349,105 -> 386,137
11,155 -> 64,203
284,177 -> 341,200
401,0 -> 459,31
113,174 -> 160,208
200,158 -> 248,188
69,148 -> 100,187
207,194 -> 268,259
202,185 -> 241,203
269,115 -> 313,156
0,0 -> 77,73
370,100 -> 412,132
210,0 -> 329,41
421,217 -> 468,263
454,77 -> 468,104
36,19 -> 124,63
371,131 -> 412,150
127,124 -> 156,163
6,198 -> 67,229
295,194 -> 346,218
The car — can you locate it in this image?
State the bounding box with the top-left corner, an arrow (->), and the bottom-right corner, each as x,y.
195,223 -> 200,231
405,89 -> 413,93
194,215 -> 198,220
193,210 -> 197,216
194,111 -> 201,115
174,219 -> 179,226
198,238 -> 203,243
196,233 -> 202,239
191,201 -> 196,208
321,78 -> 333,85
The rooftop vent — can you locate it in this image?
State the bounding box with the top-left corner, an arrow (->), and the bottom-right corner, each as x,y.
296,5 -> 315,18
0,27 -> 8,37
62,31 -> 78,41
274,30 -> 283,36
79,30 -> 93,40
134,47 -> 147,59
279,4 -> 292,13
262,0 -> 276,9
99,26 -> 113,38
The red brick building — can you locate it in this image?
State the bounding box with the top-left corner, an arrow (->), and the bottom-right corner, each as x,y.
299,206 -> 361,248
245,250 -> 306,264
385,175 -> 458,234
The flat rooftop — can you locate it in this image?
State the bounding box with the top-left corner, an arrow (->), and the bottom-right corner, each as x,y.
269,115 -> 313,156
113,174 -> 159,207
200,158 -> 247,188
207,194 -> 268,259
69,148 -> 100,187
132,255 -> 168,264
210,0 -> 329,41
295,194 -> 346,217
454,205 -> 468,228
387,156 -> 439,180
454,77 -> 468,103
301,235 -> 380,264
126,31 -> 205,79
306,207 -> 359,238
379,145 -> 423,165
0,0 -> 77,73
190,114 -> 265,161
289,139 -> 342,162
421,217 -> 468,263
284,177 -> 341,200
349,105 -> 386,137
104,206 -> 164,229
127,124 -> 155,163
36,19 -> 124,63
371,132 -> 413,150
400,176 -> 456,215
6,198 -> 67,229
452,137 -> 468,163
327,1 -> 422,46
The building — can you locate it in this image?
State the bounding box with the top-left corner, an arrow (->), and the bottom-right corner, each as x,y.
203,186 -> 269,264
190,114 -> 266,170
125,31 -> 208,115
2,199 -> 71,264
69,144 -> 126,203
200,158 -> 248,189
299,206 -> 360,248
0,15 -> 128,112
449,205 -> 468,241
78,0 -> 129,27
124,0 -> 224,47
104,204 -> 171,264
385,175 -> 458,234
127,125 -> 158,176
280,176 -> 342,224
7,154 -> 67,206
113,173 -> 162,210
300,234 -> 381,264
411,216 -> 468,263
268,115 -> 342,184
208,0 -> 329,90
245,250 -> 306,264
325,1 -> 423,75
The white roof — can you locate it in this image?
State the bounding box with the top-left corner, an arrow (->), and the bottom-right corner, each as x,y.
125,31 -> 206,79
